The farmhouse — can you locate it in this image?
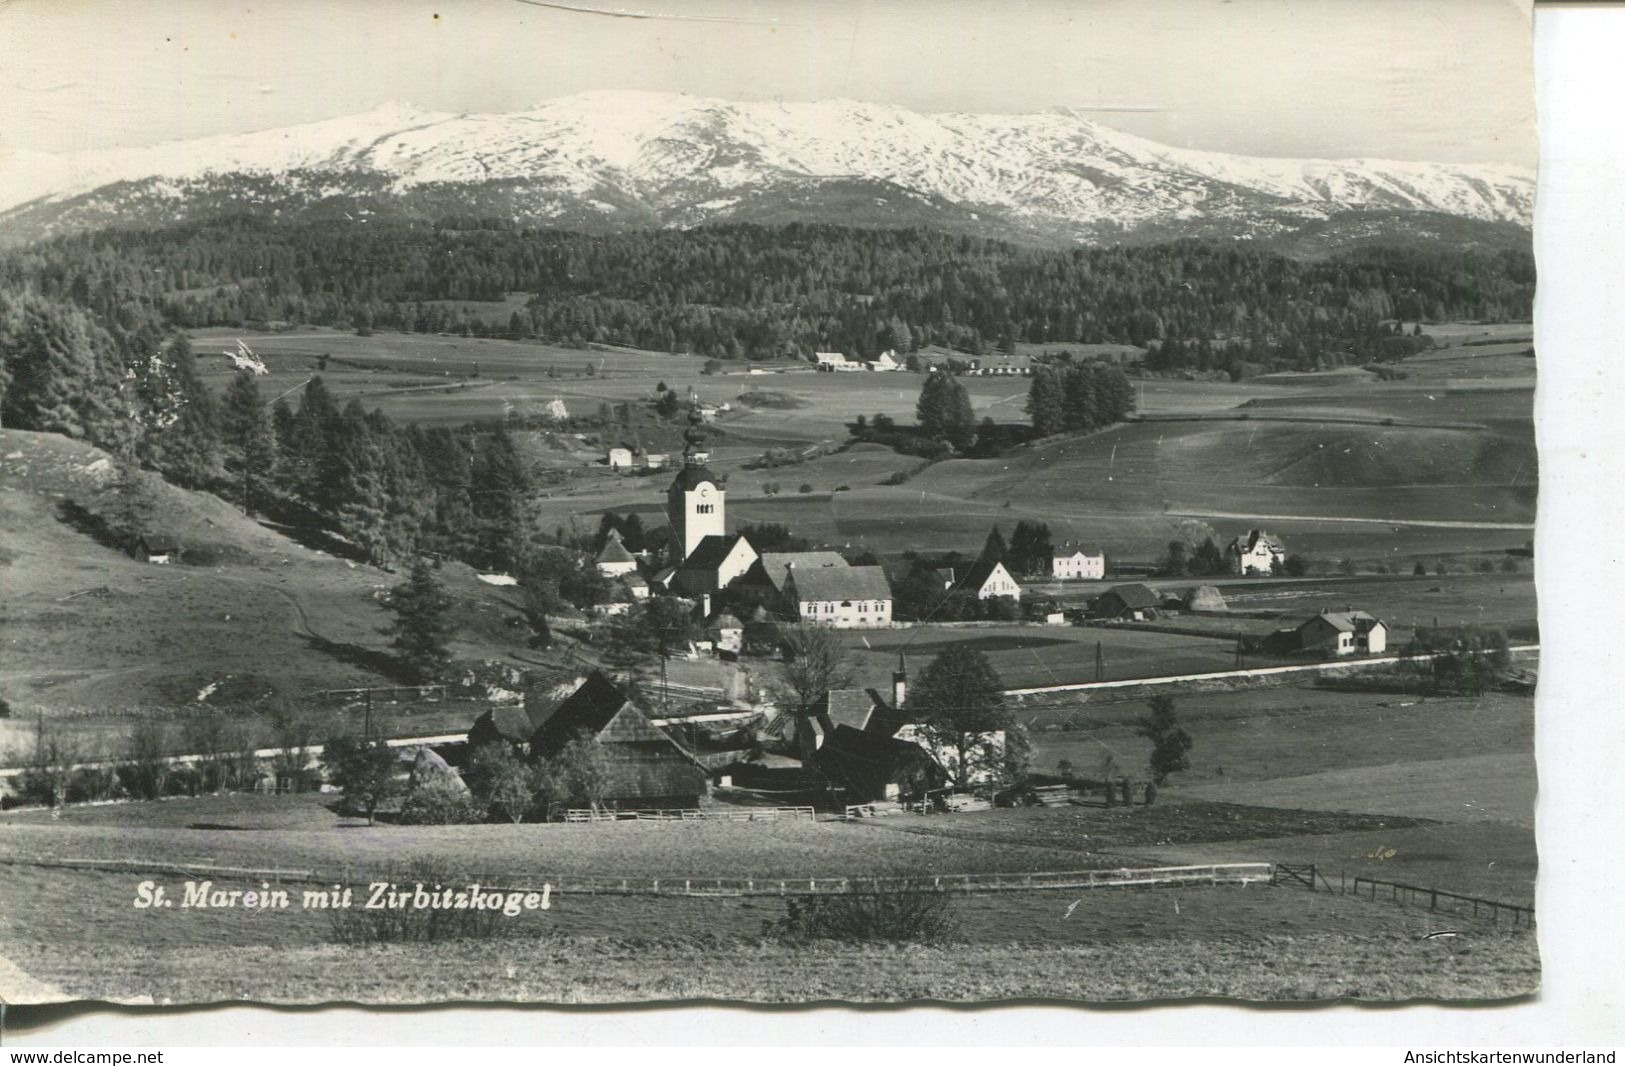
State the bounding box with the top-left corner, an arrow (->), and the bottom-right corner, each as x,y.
642,452 -> 669,471
753,551 -> 849,596
959,557 -> 1021,601
1228,529 -> 1285,575
1051,543 -> 1105,581
137,534 -> 180,565
785,563 -> 894,627
528,672 -> 709,808
622,571 -> 650,601
606,447 -> 634,471
813,352 -> 857,371
861,350 -> 903,372
594,529 -> 639,578
1293,610 -> 1388,657
1094,583 -> 1160,620
814,725 -> 946,804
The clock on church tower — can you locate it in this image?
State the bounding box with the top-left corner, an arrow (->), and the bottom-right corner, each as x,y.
667,400 -> 724,562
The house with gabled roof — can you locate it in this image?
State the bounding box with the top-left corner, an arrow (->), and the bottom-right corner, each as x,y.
958,557 -> 1021,601
594,528 -> 639,578
526,671 -> 709,808
1228,529 -> 1285,575
1294,610 -> 1387,657
784,563 -> 893,628
754,551 -> 849,596
815,725 -> 946,803
1093,582 -> 1160,620
1051,543 -> 1105,581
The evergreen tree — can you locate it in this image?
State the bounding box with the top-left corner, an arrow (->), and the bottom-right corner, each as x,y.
915,370 -> 976,448
909,649 -> 1021,790
218,370 -> 278,516
1025,365 -> 1067,436
384,558 -> 456,682
981,525 -> 1008,564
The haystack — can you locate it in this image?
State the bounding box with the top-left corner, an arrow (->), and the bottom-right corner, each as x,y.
1183,585 -> 1229,612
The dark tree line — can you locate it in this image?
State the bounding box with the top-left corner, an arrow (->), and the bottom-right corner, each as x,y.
1025,361 -> 1137,436
1,220 -> 1534,365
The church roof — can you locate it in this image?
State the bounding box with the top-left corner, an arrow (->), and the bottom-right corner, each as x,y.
668,464 -> 721,492
681,534 -> 749,573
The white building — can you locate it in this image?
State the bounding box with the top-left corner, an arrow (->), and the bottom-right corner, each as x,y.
1051,544 -> 1106,581
1228,529 -> 1285,575
594,529 -> 639,578
961,558 -> 1021,600
813,352 -> 849,371
607,447 -> 634,471
785,565 -> 894,628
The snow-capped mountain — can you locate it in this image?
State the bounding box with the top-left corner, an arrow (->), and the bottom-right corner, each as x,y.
0,91 -> 1534,248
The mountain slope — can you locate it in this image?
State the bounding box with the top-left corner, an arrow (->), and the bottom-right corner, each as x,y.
1,91 -> 1534,248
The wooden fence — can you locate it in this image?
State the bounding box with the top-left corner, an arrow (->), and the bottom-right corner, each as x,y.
1350,875 -> 1535,927
3,856 -> 1270,898
562,806 -> 816,823
1271,862 -> 1534,927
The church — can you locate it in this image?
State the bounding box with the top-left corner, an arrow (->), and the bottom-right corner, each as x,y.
662,405 -> 758,597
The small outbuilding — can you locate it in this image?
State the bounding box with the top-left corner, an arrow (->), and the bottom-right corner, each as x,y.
1093,583 -> 1160,620
137,535 -> 180,565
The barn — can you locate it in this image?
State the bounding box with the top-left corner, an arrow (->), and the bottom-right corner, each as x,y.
528,672 -> 709,809
1093,583 -> 1160,620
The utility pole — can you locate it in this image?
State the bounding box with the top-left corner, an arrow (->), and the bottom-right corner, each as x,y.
1095,640 -> 1104,682
364,690 -> 374,741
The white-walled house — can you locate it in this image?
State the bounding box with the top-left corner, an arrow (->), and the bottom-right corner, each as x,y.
1051,544 -> 1105,581
786,565 -> 894,628
607,447 -> 634,471
1294,610 -> 1388,657
1228,529 -> 1285,575
594,529 -> 639,578
960,558 -> 1021,600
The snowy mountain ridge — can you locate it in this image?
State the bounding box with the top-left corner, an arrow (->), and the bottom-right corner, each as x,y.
0,91 -> 1534,245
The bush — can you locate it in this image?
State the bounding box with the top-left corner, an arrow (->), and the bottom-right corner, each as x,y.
398,775 -> 484,825
764,885 -> 958,943
798,483 -> 813,494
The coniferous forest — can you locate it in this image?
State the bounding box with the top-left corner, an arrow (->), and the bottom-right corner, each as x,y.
0,218 -> 1534,575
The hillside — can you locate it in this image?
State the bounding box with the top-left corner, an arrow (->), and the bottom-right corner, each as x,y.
0,429 -> 539,715
0,92 -> 1533,249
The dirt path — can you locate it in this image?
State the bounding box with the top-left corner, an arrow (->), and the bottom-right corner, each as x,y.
1167,508 -> 1534,531
0,950 -> 68,1005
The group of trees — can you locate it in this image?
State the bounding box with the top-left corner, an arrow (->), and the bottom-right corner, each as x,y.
2,220 -> 1535,369
321,728 -> 618,826
1024,361 -> 1137,437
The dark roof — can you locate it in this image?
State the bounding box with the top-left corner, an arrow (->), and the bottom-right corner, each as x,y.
708,612 -> 744,631
682,534 -> 745,572
667,464 -> 721,492
140,534 -> 180,552
958,556 -> 1015,592
1053,542 -> 1102,557
1231,529 -> 1284,552
815,725 -> 945,802
757,551 -> 848,592
1098,583 -> 1159,609
813,688 -> 888,732
529,671 -> 630,753
1298,610 -> 1383,635
788,564 -> 893,603
596,532 -> 635,564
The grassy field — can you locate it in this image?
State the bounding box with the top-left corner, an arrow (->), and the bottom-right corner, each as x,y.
190,325 -> 1537,564
1,926 -> 1538,1005
844,624 -> 1251,690
0,428 -> 539,721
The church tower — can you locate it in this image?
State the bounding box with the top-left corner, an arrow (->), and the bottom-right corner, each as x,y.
666,399 -> 724,562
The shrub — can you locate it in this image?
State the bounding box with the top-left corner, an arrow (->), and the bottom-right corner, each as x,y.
398,775 -> 483,825
764,885 -> 958,943
798,483 -> 813,494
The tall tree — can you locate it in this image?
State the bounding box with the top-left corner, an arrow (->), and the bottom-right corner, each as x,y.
1025,365 -> 1067,436
1135,695 -> 1193,784
908,649 -> 1021,790
218,370 -> 278,516
321,732 -> 401,825
915,370 -> 976,449
384,558 -> 456,682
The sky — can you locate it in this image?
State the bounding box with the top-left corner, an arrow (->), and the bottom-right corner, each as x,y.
0,0 -> 1535,166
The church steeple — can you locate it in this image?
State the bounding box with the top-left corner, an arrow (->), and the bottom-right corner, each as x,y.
668,392 -> 723,562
